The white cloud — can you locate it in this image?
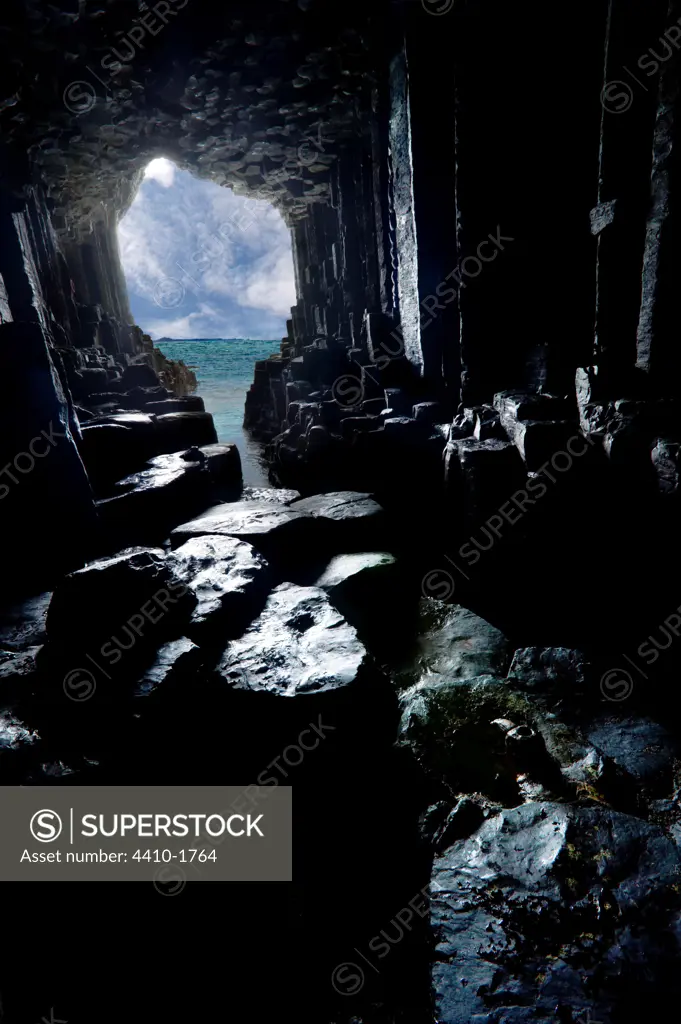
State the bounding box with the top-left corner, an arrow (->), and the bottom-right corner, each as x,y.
117,160 -> 296,338
144,158 -> 176,188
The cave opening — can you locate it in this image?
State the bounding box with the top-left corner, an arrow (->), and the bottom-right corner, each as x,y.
3,1 -> 681,1022
117,155 -> 296,485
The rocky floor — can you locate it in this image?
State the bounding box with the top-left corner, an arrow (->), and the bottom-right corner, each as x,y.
1,339 -> 680,1024
3,416 -> 681,1021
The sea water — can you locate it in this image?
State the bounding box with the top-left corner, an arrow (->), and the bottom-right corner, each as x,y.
155,338 -> 279,486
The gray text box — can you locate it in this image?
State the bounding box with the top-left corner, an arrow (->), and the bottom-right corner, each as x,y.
0,786 -> 292,883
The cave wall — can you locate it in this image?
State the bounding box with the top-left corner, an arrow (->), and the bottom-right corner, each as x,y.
2,0 -> 681,596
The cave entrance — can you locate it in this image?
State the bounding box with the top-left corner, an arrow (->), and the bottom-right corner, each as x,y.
117,157 -> 296,486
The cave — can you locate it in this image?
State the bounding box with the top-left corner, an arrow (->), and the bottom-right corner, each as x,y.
2,1 -> 681,1022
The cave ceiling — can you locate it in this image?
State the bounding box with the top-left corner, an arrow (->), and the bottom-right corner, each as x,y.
0,0 -> 380,233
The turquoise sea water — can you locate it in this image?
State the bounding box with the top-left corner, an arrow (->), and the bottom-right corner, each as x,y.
155,338 -> 280,486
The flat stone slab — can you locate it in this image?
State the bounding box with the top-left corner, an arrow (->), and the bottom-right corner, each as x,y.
170,534 -> 269,641
314,552 -> 397,591
289,491 -> 385,549
217,583 -> 367,696
289,490 -> 381,521
241,486 -> 301,504
114,443 -> 242,497
171,500 -> 311,548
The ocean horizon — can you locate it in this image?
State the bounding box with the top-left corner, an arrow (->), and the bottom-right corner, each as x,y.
155,337 -> 281,487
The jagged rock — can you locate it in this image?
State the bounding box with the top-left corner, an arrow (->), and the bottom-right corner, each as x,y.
473,404 -> 505,440
170,534 -> 270,643
431,802 -> 681,1023
121,385 -> 170,410
494,389 -> 575,424
413,402 -> 442,423
444,438 -> 525,526
397,673 -> 530,800
390,597 -> 511,690
431,795 -> 489,851
651,439 -> 681,494
586,716 -> 678,796
507,647 -> 588,691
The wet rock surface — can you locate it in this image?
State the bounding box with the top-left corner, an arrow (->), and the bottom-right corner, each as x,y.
390,597 -> 512,690
170,499 -> 320,568
217,582 -> 369,698
97,443 -> 243,545
170,534 -> 270,644
431,802 -> 681,1024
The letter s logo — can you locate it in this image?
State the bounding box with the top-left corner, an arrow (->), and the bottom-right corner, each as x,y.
30,809 -> 63,843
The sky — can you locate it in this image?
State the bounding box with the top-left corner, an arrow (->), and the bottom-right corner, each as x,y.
117,158 -> 296,340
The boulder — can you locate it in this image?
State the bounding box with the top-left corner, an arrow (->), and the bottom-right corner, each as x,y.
398,673 -> 530,801
431,802 -> 681,1023
507,647 -> 588,692
444,437 -> 526,528
586,715 -> 678,796
390,597 -> 511,690
170,534 -> 270,643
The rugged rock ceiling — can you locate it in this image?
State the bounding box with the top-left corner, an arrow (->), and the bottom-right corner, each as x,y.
0,0 -> 380,231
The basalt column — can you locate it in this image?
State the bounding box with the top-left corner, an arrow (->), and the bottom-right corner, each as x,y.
637,0 -> 681,387
452,0 -> 606,405
594,0 -> 668,386
402,4 -> 459,410
0,181 -> 96,596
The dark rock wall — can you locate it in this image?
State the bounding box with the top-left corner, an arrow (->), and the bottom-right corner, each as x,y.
1,0 -> 681,594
